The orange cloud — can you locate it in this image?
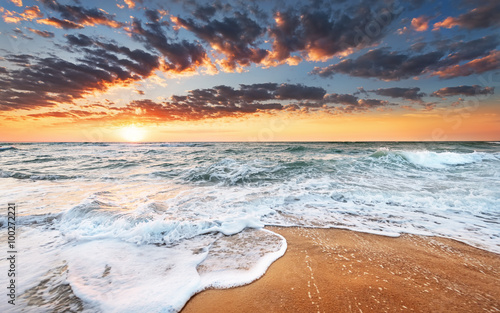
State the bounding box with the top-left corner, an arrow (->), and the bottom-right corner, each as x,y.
433,50 -> 500,79
124,0 -> 136,9
80,16 -> 122,28
37,14 -> 122,29
10,0 -> 22,7
1,5 -> 42,24
37,17 -> 83,29
411,16 -> 430,31
433,2 -> 500,30
433,17 -> 457,30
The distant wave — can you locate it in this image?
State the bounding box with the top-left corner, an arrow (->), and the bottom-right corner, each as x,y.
181,158 -> 318,186
158,143 -> 213,147
284,145 -> 308,152
370,149 -> 497,168
0,146 -> 17,151
0,212 -> 61,228
0,171 -> 79,180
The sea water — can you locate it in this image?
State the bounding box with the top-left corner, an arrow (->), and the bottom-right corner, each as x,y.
0,142 -> 499,312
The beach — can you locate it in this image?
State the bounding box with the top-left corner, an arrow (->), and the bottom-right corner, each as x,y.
183,226 -> 500,313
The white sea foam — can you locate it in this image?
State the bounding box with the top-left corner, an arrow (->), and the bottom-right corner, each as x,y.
2,229 -> 285,313
400,150 -> 495,168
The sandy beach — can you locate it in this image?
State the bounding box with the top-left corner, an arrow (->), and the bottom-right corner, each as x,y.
182,227 -> 500,313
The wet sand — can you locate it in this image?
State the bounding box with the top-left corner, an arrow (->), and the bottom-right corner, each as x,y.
182,227 -> 500,313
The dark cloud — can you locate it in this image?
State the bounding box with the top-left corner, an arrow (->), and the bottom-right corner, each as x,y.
434,1 -> 500,30
440,35 -> 499,67
171,83 -> 326,105
356,99 -> 393,108
322,93 -> 358,105
38,0 -> 123,28
311,48 -> 443,81
371,87 -> 426,100
130,19 -> 213,73
408,0 -> 428,9
275,84 -> 326,100
94,83 -> 396,121
118,96 -> 283,122
410,42 -> 427,52
192,4 -> 218,22
144,9 -> 161,23
266,2 -> 402,65
4,54 -> 33,65
66,33 -> 93,46
312,35 -> 500,80
172,12 -> 268,71
0,38 -> 161,110
431,85 -> 495,98
27,28 -> 55,38
9,76 -> 403,119
433,50 -> 500,79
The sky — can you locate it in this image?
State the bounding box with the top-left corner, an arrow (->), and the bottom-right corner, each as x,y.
0,0 -> 499,142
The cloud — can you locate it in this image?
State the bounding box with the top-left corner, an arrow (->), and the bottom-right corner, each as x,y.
439,35 -> 499,67
171,83 -> 326,105
130,19 -> 214,73
28,111 -> 75,118
172,12 -> 268,71
410,42 -> 427,52
10,0 -> 22,7
431,85 -> 495,98
9,77 -> 404,120
274,84 -> 326,100
0,37 -> 161,110
144,9 -> 162,23
371,87 -> 426,100
312,35 -> 500,80
4,54 -> 32,65
37,17 -> 84,29
311,48 -> 443,81
433,1 -> 500,30
1,5 -> 43,24
166,1 -> 403,70
66,34 -> 94,46
38,0 -> 123,28
27,28 -> 55,38
266,3 -> 402,65
411,16 -> 430,31
322,93 -> 358,105
124,0 -> 141,9
432,50 -> 500,79
356,99 -> 393,108
192,4 -> 219,22
96,83 -> 397,121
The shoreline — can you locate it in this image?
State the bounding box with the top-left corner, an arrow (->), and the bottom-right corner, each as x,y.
182,226 -> 500,312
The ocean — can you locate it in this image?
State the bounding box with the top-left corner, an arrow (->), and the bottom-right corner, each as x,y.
0,142 -> 499,312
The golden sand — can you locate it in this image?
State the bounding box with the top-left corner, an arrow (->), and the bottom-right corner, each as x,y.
182,227 -> 500,313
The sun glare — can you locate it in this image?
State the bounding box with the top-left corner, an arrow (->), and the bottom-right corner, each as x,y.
120,125 -> 146,142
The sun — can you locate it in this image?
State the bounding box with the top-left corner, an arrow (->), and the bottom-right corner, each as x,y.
120,125 -> 147,142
